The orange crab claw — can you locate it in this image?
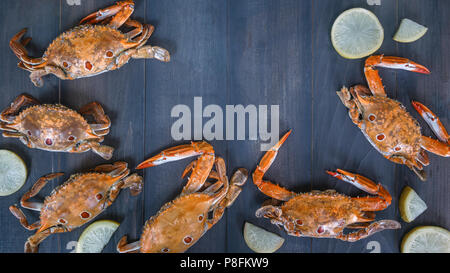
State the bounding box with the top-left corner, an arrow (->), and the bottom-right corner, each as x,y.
80,0 -> 135,25
252,130 -> 297,201
326,169 -> 391,205
412,101 -> 449,144
366,55 -> 430,74
136,141 -> 214,169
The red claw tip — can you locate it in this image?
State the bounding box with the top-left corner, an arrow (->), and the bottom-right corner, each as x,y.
326,170 -> 337,177
135,161 -> 154,170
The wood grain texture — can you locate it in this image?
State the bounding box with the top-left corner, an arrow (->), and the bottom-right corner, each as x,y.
0,0 -> 448,253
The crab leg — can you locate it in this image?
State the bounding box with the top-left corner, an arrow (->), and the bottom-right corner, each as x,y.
1,132 -> 23,139
20,173 -> 64,211
327,169 -> 392,210
28,65 -> 69,87
124,19 -> 144,39
1,94 -> 40,123
253,130 -> 297,201
25,226 -> 66,253
131,45 -> 171,63
137,141 -> 215,194
205,158 -> 240,229
9,206 -> 40,230
9,29 -> 45,65
336,220 -> 401,242
365,55 -> 430,97
92,161 -> 127,175
120,173 -> 144,196
78,102 -> 111,131
336,87 -> 364,128
117,236 -> 141,253
71,141 -> 114,160
80,0 -> 134,28
412,101 -> 449,144
207,166 -> 248,229
420,136 -> 450,157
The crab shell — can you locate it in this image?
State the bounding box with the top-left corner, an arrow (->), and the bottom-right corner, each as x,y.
38,172 -> 124,232
257,190 -> 372,237
7,104 -> 101,152
44,25 -> 137,79
139,193 -> 218,253
355,95 -> 422,165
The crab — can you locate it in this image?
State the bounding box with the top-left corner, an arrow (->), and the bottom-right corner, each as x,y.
338,55 -> 449,181
116,142 -> 248,253
253,130 -> 401,242
10,0 -> 170,87
0,94 -> 114,159
9,161 -> 143,252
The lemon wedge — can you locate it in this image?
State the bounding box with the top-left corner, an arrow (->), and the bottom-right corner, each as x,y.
399,186 -> 427,223
394,18 -> 428,43
401,226 -> 450,253
76,220 -> 120,253
244,222 -> 284,253
331,8 -> 384,59
0,150 -> 27,196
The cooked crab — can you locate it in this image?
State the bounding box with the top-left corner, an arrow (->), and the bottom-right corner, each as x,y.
9,161 -> 143,252
10,0 -> 170,87
0,94 -> 114,159
337,55 -> 449,181
116,142 -> 248,253
253,130 -> 400,242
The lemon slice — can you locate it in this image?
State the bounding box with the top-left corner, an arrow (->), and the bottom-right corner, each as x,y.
399,186 -> 427,223
76,220 -> 120,253
0,150 -> 27,196
401,226 -> 450,253
244,222 -> 285,253
393,18 -> 428,43
331,8 -> 384,59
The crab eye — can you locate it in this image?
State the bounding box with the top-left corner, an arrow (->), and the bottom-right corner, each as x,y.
161,248 -> 170,253
85,61 -> 93,70
96,193 -> 103,200
62,61 -> 69,68
68,135 -> 75,141
394,146 -> 401,152
45,138 -> 53,146
198,215 -> 204,222
106,51 -> 114,58
368,114 -> 376,122
296,219 -> 303,226
27,130 -> 32,136
183,236 -> 193,245
58,218 -> 67,224
80,211 -> 91,219
376,134 -> 385,141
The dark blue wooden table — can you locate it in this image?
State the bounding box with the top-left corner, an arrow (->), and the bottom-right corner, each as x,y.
0,0 -> 448,253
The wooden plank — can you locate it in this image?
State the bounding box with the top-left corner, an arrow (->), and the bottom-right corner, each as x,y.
226,0 -> 313,253
311,0 -> 399,253
396,0 -> 449,242
0,0 -> 447,254
56,0 -> 146,253
143,0 -> 229,253
0,0 -> 61,253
